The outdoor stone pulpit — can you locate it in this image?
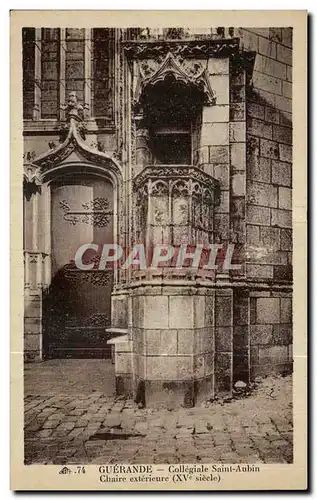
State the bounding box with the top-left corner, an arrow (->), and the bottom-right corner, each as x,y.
117,164 -> 221,408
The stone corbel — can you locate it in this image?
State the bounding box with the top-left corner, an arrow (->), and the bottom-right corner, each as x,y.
23,163 -> 41,201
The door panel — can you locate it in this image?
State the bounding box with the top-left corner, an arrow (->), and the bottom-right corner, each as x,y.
43,175 -> 114,358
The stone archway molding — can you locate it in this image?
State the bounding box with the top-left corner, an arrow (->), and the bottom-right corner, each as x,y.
134,51 -> 216,106
24,117 -> 122,187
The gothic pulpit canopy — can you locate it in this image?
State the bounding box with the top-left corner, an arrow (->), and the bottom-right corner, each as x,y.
134,52 -> 215,106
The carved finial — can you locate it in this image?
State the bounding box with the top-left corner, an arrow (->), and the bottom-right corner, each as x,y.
61,92 -> 89,121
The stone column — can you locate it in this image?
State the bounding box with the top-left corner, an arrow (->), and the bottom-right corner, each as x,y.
24,252 -> 44,362
131,283 -> 216,408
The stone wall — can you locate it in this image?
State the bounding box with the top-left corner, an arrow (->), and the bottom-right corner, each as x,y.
242,28 -> 293,376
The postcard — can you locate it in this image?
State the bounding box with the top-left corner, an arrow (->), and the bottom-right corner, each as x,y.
10,10 -> 307,490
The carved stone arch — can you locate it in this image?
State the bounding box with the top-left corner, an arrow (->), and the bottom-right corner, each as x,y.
171,179 -> 191,197
134,51 -> 215,107
150,179 -> 169,197
31,116 -> 122,187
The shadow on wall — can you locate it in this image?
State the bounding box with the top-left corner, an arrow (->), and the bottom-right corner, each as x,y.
247,86 -> 292,129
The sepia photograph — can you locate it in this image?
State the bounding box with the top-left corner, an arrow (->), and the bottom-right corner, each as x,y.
22,24 -> 294,466
10,10 -> 307,490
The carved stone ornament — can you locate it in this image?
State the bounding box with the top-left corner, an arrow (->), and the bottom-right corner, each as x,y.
59,197 -> 113,228
60,91 -> 89,122
134,52 -> 215,106
63,267 -> 113,287
28,93 -> 122,184
23,163 -> 41,200
133,165 -> 220,205
123,37 -> 240,60
59,259 -> 113,287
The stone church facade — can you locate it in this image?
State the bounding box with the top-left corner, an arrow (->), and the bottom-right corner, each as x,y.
23,27 -> 293,407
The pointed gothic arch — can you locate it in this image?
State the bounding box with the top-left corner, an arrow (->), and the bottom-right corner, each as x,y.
134,51 -> 215,107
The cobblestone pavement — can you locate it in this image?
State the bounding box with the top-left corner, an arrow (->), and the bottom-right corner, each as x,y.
24,361 -> 293,465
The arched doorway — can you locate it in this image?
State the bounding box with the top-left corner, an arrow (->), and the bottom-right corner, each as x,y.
43,173 -> 115,359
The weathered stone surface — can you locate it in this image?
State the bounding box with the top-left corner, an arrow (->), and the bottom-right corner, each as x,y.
233,295 -> 249,325
230,85 -> 246,103
273,124 -> 292,145
248,102 -> 265,120
273,264 -> 293,282
132,296 -> 145,329
260,226 -> 280,250
146,355 -> 193,380
230,103 -> 245,121
279,143 -> 292,162
241,29 -> 259,51
271,209 -> 292,229
286,65 -> 292,82
203,104 -> 229,123
169,296 -> 194,329
24,334 -> 41,352
247,181 -> 277,208
280,298 -> 292,323
282,81 -> 292,99
260,138 -> 280,160
146,329 -> 178,355
248,155 -> 271,183
195,145 -> 209,165
247,224 -> 260,246
215,190 -> 230,214
256,297 -> 280,324
143,296 -> 168,329
280,228 -> 292,251
209,145 -> 229,164
230,143 -> 245,171
208,57 -> 229,75
115,352 -> 132,374
200,122 -> 229,146
230,196 -> 245,219
205,295 -> 214,327
272,160 -> 292,187
194,296 -> 206,329
229,122 -> 246,143
177,329 -> 194,355
248,116 -> 273,139
279,29 -> 292,48
247,205 -> 271,226
275,95 -> 292,114
272,324 -> 292,345
265,106 -> 280,124
232,173 -> 246,196
151,196 -> 169,225
211,74 -> 229,105
254,54 -> 287,80
215,352 -> 232,372
258,345 -> 289,365
252,71 -> 282,96
214,213 -> 230,240
172,197 -> 189,225
215,295 -> 232,327
277,44 -> 292,65
258,36 -> 277,58
215,327 -> 232,351
213,163 -> 230,188
251,325 -> 273,345
278,187 -> 292,210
